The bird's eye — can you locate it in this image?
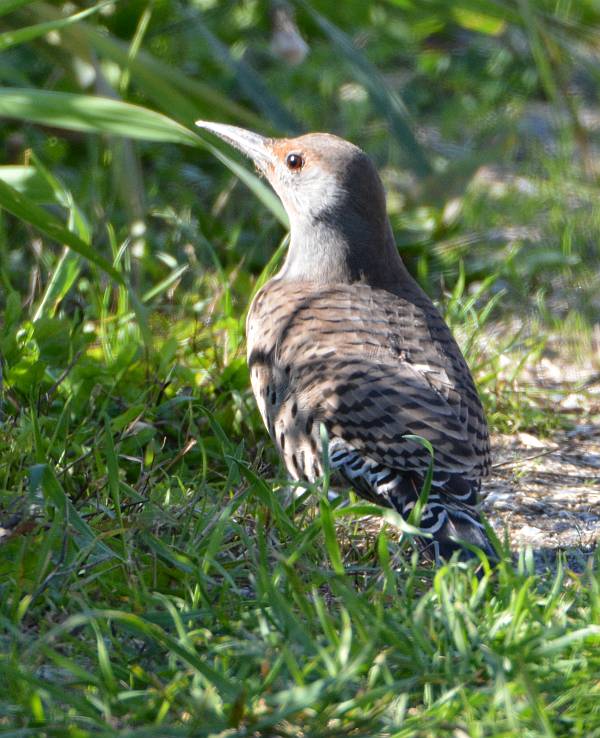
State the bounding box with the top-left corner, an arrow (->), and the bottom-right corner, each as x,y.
285,153 -> 304,171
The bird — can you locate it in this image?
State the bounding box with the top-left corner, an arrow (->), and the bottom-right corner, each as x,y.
196,121 -> 495,563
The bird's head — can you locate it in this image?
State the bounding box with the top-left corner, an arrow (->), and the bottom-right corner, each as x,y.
196,121 -> 403,285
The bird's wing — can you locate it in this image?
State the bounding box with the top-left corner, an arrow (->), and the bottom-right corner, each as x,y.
268,282 -> 490,483
301,354 -> 483,480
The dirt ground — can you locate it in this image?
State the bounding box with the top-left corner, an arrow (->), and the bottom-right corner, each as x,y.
482,352 -> 600,571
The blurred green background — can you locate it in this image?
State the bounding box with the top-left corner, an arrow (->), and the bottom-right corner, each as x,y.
1,2 -> 600,736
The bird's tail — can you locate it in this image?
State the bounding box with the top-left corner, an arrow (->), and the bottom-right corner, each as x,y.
416,502 -> 497,563
331,445 -> 496,564
396,479 -> 497,564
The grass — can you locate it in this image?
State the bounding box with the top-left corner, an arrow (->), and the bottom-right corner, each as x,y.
2,420 -> 600,736
1,0 -> 600,735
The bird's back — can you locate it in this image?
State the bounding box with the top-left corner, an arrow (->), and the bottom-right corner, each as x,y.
247,276 -> 489,476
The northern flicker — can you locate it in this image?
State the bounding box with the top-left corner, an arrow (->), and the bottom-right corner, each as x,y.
196,121 -> 494,562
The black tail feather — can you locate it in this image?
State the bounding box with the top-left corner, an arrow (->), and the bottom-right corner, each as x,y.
417,505 -> 498,564
331,444 -> 496,565
386,474 -> 497,564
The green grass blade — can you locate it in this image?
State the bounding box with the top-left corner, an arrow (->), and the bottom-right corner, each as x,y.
194,15 -> 301,134
298,1 -> 432,177
0,178 -> 124,284
540,625 -> 600,655
28,155 -> 87,320
91,621 -> 118,694
141,265 -> 188,303
0,165 -> 55,200
0,89 -> 199,146
319,497 -> 345,575
249,233 -> 289,301
118,2 -> 152,95
33,246 -> 80,321
0,89 -> 286,223
403,435 -> 434,527
335,502 -> 424,537
103,417 -> 127,557
0,1 -> 111,51
0,0 -> 34,18
29,463 -> 121,562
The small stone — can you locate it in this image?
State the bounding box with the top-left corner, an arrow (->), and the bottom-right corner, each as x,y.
517,432 -> 547,448
561,394 -> 585,411
518,524 -> 545,541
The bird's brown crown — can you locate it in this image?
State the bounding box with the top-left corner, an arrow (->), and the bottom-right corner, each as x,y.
268,133 -> 363,175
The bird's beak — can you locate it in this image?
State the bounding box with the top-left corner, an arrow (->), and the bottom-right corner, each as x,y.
195,121 -> 275,174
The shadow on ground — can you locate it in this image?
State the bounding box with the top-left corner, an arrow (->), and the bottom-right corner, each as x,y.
483,423 -> 600,570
